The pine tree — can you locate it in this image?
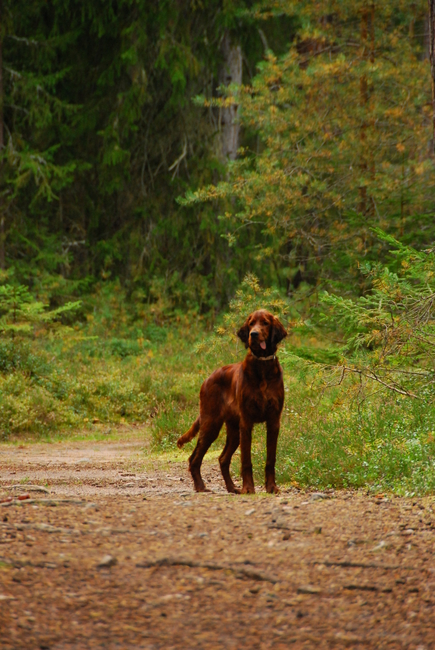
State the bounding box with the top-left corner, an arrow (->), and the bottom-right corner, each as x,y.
315,229 -> 435,399
0,282 -> 80,337
182,0 -> 433,292
0,1 -> 289,307
0,0 -> 78,273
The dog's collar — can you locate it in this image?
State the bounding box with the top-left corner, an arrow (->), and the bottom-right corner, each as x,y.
250,351 -> 276,361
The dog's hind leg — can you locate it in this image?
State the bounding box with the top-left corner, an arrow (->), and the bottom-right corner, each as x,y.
177,416 -> 200,449
219,420 -> 240,494
188,420 -> 223,492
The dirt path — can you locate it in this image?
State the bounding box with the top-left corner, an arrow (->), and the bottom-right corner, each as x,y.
1,430 -> 435,650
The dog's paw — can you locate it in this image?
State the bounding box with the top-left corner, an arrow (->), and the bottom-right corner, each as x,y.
194,485 -> 213,493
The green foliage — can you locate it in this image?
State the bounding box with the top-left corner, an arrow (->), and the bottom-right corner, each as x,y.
0,339 -> 48,374
0,282 -> 204,438
182,0 -> 432,290
312,230 -> 435,399
2,2 -> 435,496
275,383 -> 435,495
1,272 -> 435,496
0,282 -> 81,337
1,0 -> 80,235
2,0 -> 435,313
1,0 -> 298,309
194,273 -> 290,367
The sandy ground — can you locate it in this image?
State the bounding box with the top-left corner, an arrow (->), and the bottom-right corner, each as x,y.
1,430 -> 435,649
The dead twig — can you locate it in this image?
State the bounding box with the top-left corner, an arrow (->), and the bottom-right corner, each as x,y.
1,498 -> 87,508
10,485 -> 50,493
136,557 -> 278,583
15,523 -> 79,535
313,560 -> 401,570
321,364 -> 421,399
0,555 -> 57,569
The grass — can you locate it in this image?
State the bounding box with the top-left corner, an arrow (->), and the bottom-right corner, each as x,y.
0,314 -> 205,440
1,292 -> 435,496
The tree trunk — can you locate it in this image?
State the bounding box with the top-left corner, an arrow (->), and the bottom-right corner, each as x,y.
428,1 -> 435,153
219,32 -> 242,161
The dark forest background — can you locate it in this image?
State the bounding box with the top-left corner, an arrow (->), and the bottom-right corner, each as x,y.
1,0 -> 433,316
0,0 -> 295,314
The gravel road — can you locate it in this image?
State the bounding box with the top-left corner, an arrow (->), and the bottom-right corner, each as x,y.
1,431 -> 434,649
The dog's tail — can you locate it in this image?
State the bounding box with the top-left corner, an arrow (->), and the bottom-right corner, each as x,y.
177,417 -> 200,449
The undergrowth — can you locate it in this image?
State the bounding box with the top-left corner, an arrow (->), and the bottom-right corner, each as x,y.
0,320 -> 204,441
1,275 -> 435,496
274,350 -> 435,496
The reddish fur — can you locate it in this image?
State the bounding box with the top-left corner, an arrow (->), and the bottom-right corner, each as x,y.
177,310 -> 287,494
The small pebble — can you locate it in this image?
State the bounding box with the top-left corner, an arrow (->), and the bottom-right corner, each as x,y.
310,493 -> 330,501
97,555 -> 117,568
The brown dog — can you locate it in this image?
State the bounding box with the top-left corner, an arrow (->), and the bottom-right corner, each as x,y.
177,309 -> 287,494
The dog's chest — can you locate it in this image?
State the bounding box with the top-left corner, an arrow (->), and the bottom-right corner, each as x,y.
241,380 -> 281,421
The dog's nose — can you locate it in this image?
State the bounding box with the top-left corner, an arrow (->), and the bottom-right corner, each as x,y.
250,331 -> 259,338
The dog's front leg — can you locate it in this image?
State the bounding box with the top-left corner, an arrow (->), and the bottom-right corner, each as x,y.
240,421 -> 255,494
265,416 -> 280,494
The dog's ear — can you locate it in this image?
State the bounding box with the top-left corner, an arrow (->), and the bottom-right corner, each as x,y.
237,320 -> 250,347
271,317 -> 287,346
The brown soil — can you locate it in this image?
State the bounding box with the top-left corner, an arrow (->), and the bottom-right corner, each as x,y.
1,429 -> 435,649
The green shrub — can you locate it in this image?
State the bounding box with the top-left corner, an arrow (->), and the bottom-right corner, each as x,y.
108,338 -> 143,358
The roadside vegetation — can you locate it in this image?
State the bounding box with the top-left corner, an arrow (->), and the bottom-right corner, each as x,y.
2,254 -> 435,497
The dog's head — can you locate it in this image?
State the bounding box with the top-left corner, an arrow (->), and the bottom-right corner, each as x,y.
237,309 -> 287,356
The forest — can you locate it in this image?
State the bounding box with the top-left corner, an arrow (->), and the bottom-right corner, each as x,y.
2,0 -> 435,494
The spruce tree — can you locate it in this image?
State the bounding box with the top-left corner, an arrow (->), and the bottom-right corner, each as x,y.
182,0 -> 433,291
